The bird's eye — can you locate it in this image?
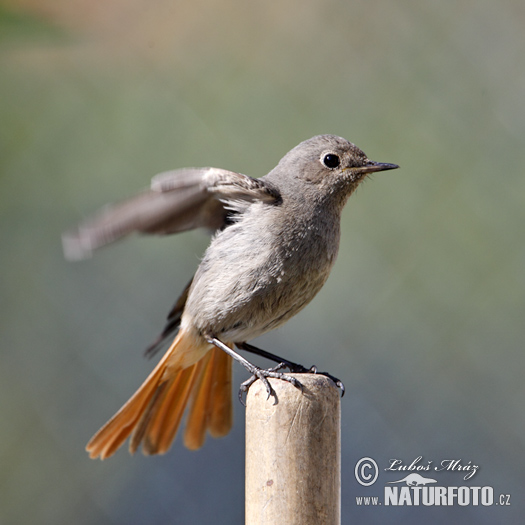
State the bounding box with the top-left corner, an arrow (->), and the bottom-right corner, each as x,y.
322,153 -> 340,169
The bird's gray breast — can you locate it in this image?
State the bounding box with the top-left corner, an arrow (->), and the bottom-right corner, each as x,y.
183,199 -> 341,342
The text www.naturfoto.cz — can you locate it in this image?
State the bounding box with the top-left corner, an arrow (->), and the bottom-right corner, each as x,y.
356,486 -> 496,506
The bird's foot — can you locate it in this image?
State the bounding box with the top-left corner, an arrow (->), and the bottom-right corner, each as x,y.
238,362 -> 303,406
301,365 -> 345,396
206,336 -> 303,406
278,362 -> 345,396
235,342 -> 345,397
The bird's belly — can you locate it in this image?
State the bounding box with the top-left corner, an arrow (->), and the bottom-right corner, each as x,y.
184,249 -> 334,342
182,205 -> 340,342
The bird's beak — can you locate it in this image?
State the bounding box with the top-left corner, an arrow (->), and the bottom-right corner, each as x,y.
358,161 -> 399,174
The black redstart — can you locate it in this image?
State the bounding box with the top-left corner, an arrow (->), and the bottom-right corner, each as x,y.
63,134 -> 398,459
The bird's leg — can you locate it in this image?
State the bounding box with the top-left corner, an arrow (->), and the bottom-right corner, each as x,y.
236,341 -> 345,396
206,336 -> 303,406
236,341 -> 310,372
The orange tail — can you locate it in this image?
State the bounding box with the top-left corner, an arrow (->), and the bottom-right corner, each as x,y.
86,329 -> 233,459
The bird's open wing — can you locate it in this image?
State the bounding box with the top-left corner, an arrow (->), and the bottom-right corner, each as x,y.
62,167 -> 280,260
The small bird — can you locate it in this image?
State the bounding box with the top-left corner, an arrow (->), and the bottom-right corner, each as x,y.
63,134 -> 398,459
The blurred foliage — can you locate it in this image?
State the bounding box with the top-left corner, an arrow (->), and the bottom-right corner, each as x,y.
0,4 -> 67,45
1,1 -> 524,523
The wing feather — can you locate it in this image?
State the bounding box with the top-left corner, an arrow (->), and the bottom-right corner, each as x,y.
63,167 -> 280,260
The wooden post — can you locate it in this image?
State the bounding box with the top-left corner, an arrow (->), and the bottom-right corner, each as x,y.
245,374 -> 341,525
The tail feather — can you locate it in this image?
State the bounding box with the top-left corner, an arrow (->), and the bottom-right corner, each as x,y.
129,379 -> 170,454
86,348 -> 173,459
86,329 -> 233,459
184,351 -> 216,450
208,348 -> 233,438
144,364 -> 199,454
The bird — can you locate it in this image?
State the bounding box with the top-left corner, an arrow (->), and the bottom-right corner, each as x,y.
63,134 -> 398,459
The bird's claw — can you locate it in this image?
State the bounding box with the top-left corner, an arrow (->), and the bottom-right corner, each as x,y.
233,342 -> 345,397
288,364 -> 345,397
312,369 -> 345,396
238,363 -> 303,406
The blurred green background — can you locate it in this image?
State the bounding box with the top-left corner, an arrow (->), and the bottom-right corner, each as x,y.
1,0 -> 524,523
